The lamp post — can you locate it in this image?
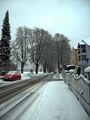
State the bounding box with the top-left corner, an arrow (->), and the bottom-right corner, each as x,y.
79,43 -> 83,74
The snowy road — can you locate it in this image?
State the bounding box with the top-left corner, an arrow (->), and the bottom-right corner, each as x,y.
0,75 -> 90,120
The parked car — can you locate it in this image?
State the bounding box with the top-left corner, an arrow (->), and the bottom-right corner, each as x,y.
4,71 -> 21,81
65,65 -> 77,72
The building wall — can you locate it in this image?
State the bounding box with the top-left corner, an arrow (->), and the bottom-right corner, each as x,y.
71,47 -> 78,65
77,44 -> 90,66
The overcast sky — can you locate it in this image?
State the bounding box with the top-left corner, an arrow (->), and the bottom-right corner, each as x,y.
0,0 -> 90,47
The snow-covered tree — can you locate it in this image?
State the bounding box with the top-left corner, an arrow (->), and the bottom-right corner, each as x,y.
0,10 -> 11,71
39,33 -> 56,73
28,28 -> 54,73
54,33 -> 71,73
12,27 -> 28,73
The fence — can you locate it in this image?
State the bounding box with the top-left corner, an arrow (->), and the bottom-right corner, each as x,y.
64,72 -> 90,116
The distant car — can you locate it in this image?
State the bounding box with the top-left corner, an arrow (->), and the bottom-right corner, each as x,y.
4,71 -> 21,81
65,65 -> 76,71
65,65 -> 77,73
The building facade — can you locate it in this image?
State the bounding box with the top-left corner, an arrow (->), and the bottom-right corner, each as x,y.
71,47 -> 78,65
77,43 -> 90,67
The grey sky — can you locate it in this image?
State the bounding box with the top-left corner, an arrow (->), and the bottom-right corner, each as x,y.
0,0 -> 90,47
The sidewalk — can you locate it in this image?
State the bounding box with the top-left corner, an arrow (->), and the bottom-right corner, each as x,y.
18,76 -> 90,120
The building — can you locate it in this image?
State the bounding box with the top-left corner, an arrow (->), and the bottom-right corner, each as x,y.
71,47 -> 78,65
77,43 -> 90,68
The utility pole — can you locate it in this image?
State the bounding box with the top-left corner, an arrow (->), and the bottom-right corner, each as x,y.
80,44 -> 83,74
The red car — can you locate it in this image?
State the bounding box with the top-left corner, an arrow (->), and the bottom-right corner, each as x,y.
4,71 -> 21,81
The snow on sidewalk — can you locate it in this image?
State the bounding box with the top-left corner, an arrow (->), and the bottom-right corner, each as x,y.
19,81 -> 90,120
53,73 -> 64,79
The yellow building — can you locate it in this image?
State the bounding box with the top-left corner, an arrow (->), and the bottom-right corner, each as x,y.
71,47 -> 78,65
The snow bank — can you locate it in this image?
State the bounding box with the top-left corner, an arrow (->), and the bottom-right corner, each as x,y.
53,73 -> 64,79
21,72 -> 31,80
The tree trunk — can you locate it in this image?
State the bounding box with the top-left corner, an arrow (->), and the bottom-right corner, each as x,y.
58,61 -> 60,73
36,63 -> 39,74
21,62 -> 24,73
43,65 -> 46,73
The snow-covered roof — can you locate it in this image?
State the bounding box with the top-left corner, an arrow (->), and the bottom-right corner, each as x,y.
79,37 -> 90,45
66,65 -> 76,67
84,66 -> 90,72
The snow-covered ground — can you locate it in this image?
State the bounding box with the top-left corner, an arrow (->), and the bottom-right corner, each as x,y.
0,71 -> 50,86
21,72 -> 31,80
53,73 -> 64,79
17,79 -> 89,120
0,74 -> 90,120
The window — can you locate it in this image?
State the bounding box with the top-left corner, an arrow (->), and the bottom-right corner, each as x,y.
78,55 -> 86,61
82,55 -> 86,60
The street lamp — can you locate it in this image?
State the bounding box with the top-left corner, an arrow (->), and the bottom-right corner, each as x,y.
79,42 -> 83,74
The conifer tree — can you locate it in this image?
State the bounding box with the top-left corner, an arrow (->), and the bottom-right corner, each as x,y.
0,10 -> 11,70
